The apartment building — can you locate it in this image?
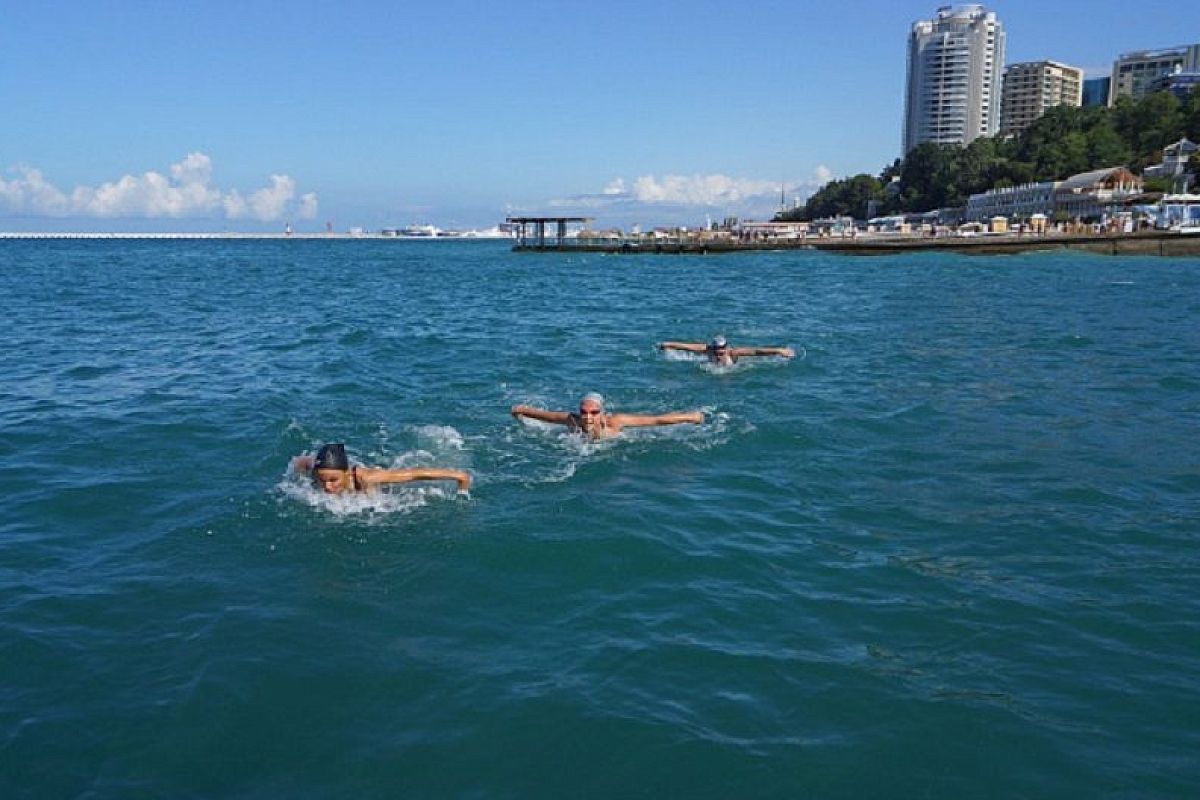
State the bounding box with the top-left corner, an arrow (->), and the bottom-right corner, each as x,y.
1000,60 -> 1084,136
903,5 -> 1006,152
1109,44 -> 1200,103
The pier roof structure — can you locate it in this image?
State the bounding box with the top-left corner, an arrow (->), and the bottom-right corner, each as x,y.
506,216 -> 592,249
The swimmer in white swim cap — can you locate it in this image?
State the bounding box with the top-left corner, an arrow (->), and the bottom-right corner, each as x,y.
511,393 -> 704,440
658,335 -> 795,366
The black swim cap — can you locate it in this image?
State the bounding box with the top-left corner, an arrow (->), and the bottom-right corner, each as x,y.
313,443 -> 349,472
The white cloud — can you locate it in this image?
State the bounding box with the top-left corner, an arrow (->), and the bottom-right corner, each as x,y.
813,164 -> 833,185
602,178 -> 626,195
298,192 -> 319,220
0,152 -> 317,222
564,173 -> 796,209
247,175 -> 295,221
545,172 -> 818,226
0,167 -> 70,214
627,174 -> 778,206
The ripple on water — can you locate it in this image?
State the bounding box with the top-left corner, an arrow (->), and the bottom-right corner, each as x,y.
2,242 -> 1199,797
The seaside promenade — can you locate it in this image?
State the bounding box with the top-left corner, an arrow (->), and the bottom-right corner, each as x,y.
512,229 -> 1200,258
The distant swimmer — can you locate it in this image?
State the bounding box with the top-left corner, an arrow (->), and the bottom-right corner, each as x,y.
658,335 -> 795,366
292,443 -> 471,494
511,392 -> 704,440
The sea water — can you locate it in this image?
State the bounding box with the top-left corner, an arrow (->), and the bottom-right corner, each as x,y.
1,239 -> 1197,798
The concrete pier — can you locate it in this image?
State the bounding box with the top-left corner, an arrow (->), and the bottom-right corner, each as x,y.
512,230 -> 1200,257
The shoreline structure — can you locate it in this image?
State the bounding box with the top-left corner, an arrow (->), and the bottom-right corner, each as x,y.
4,230 -> 1198,256
0,232 -> 509,241
510,229 -> 1200,257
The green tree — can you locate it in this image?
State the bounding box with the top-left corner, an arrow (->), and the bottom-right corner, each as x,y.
1060,131 -> 1091,176
1143,176 -> 1172,193
1110,95 -> 1139,152
780,89 -> 1194,221
958,137 -> 1002,196
782,173 -> 884,220
898,142 -> 963,211
1183,91 -> 1200,141
1129,92 -> 1184,166
1086,120 -> 1131,167
1015,104 -> 1085,165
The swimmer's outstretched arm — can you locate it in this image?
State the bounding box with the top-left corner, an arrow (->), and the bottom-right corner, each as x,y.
511,404 -> 572,425
730,345 -> 795,358
291,455 -> 315,474
611,410 -> 705,428
361,467 -> 472,492
658,341 -> 708,353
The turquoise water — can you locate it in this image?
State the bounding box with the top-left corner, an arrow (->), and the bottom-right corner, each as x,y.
1,239 -> 1198,798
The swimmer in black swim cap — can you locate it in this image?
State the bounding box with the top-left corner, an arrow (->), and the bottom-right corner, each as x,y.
313,443 -> 350,471
658,335 -> 795,366
511,393 -> 705,440
292,442 -> 471,494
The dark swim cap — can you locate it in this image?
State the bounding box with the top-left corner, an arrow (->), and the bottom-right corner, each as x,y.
708,335 -> 729,350
313,443 -> 349,472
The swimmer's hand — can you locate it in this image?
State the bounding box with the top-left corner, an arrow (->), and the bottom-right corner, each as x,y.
511,404 -> 529,418
780,347 -> 796,358
456,474 -> 472,493
291,455 -> 314,474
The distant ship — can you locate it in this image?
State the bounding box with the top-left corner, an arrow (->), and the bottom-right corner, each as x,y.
378,224 -> 440,237
376,223 -> 517,239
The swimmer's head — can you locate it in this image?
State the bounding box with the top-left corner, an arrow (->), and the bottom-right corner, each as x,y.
577,392 -> 606,435
312,443 -> 352,493
579,392 -> 605,414
706,336 -> 734,364
313,443 -> 349,471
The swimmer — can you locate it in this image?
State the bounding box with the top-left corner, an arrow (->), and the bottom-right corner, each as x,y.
658,335 -> 795,366
511,392 -> 704,440
291,443 -> 471,494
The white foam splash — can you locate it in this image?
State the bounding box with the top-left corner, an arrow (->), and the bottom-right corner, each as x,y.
278,474 -> 463,518
662,349 -> 703,362
411,424 -> 465,451
662,348 -> 800,372
699,360 -> 748,375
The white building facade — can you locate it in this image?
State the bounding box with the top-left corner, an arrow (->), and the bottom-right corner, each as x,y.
1109,44 -> 1200,103
965,167 -> 1143,222
1144,138 -> 1198,179
965,182 -> 1058,221
903,5 -> 1005,153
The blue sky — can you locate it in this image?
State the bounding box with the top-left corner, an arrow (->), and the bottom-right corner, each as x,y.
0,1 -> 1192,231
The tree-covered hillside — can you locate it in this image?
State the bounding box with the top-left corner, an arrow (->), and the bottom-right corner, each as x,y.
778,90 -> 1200,221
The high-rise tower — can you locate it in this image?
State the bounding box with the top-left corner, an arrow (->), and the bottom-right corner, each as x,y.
903,5 -> 1005,153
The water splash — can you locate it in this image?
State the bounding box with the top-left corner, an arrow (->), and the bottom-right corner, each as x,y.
278,472 -> 464,517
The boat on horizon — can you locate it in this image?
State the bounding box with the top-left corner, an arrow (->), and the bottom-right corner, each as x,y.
377,223 -> 516,239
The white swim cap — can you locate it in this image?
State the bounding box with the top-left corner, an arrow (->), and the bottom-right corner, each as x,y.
580,392 -> 605,409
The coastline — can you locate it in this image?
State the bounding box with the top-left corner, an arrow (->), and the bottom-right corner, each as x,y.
0,231 -> 513,241
511,229 -> 1200,257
